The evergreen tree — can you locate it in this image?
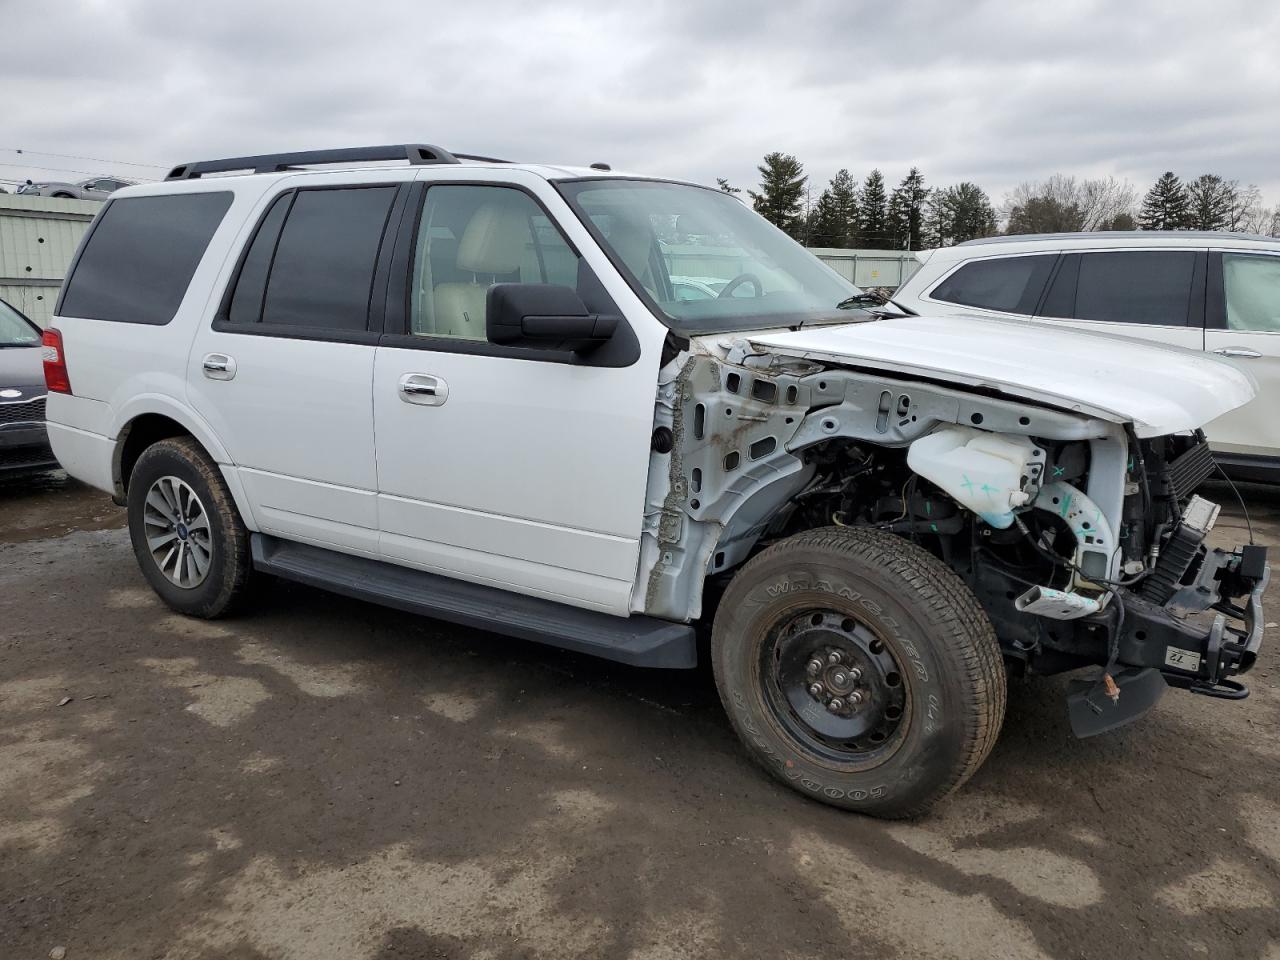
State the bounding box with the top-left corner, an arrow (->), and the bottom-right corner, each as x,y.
807,188 -> 843,247
1005,196 -> 1084,234
1186,174 -> 1236,231
1138,172 -> 1191,230
856,169 -> 889,248
929,182 -> 997,246
716,177 -> 741,196
887,167 -> 929,250
1099,211 -> 1138,231
748,153 -> 807,237
826,168 -> 859,247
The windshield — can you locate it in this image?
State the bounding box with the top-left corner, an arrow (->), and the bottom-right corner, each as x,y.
0,299 -> 40,347
558,179 -> 866,335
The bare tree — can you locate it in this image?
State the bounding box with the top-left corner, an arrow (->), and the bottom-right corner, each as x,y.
1079,176 -> 1140,230
1001,174 -> 1137,232
1229,183 -> 1265,232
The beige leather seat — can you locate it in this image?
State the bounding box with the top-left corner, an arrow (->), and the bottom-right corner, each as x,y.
605,214 -> 659,295
431,198 -> 531,339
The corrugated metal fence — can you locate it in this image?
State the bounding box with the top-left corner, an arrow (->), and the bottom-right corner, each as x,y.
807,248 -> 922,289
0,195 -> 97,327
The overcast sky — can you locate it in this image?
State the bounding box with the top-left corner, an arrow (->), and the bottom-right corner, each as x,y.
4,0 -> 1278,208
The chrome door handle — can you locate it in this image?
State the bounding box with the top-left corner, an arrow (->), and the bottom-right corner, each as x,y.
1213,347 -> 1262,359
398,373 -> 448,406
202,353 -> 236,380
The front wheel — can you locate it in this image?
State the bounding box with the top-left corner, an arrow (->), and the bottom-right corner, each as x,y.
712,526 -> 1006,818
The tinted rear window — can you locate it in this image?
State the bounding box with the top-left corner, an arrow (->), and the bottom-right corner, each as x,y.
59,192 -> 232,325
258,187 -> 397,330
930,255 -> 1055,313
1072,251 -> 1196,325
226,193 -> 293,325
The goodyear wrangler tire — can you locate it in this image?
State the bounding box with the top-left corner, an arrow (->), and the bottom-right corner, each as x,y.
712,526 -> 1005,818
127,437 -> 254,619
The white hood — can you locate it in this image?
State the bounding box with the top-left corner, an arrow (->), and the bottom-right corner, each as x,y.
744,314 -> 1256,438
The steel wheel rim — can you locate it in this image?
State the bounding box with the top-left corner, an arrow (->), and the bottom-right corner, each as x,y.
759,608 -> 910,766
143,475 -> 213,589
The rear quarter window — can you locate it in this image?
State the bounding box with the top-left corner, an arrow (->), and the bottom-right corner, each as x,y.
58,192 -> 233,326
929,255 -> 1056,314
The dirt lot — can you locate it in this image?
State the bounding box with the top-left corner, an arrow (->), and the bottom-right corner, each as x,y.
2,472 -> 1278,960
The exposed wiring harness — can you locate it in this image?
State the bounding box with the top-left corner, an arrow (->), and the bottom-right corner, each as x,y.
1215,463 -> 1256,545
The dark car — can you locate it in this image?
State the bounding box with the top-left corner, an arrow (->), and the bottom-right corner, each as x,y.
0,298 -> 57,474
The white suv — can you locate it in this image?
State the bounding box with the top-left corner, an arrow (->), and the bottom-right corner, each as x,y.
44,145 -> 1269,817
892,232 -> 1280,480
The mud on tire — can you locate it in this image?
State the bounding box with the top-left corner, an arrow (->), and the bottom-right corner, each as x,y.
126,437 -> 254,619
711,525 -> 1006,818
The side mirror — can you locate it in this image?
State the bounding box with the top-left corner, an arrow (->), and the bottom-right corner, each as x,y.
487,283 -> 618,353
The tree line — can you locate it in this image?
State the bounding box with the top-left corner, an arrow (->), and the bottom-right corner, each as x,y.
724,153 -> 1280,250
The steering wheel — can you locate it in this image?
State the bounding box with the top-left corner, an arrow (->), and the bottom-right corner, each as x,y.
717,273 -> 763,299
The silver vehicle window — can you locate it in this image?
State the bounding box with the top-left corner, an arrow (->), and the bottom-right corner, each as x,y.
1070,251 -> 1196,326
1223,253 -> 1280,333
930,255 -> 1054,313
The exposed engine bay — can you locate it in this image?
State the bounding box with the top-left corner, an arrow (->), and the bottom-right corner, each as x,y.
635,338 -> 1268,736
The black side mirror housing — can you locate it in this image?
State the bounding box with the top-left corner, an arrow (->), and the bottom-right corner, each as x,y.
487,283 -> 618,353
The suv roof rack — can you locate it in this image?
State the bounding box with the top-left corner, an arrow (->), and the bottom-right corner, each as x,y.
165,144 -> 509,181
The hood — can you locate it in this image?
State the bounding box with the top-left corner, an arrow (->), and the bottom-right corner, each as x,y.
743,314 -> 1256,438
0,345 -> 46,401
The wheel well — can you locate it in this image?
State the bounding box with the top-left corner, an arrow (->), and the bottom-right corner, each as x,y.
114,414 -> 194,500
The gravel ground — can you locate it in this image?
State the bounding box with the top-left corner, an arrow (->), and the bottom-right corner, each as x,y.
2,472 -> 1278,960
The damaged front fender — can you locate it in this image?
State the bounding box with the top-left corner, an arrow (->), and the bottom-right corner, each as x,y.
631,337 -> 1122,623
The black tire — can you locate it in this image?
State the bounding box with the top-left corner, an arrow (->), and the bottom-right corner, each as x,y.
712,526 -> 1005,818
126,437 -> 254,619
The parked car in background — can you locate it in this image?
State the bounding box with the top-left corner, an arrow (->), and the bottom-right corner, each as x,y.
892,232 -> 1280,480
670,275 -> 727,301
17,176 -> 134,201
0,297 -> 56,473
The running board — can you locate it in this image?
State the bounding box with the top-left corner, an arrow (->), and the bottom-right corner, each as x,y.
250,535 -> 697,669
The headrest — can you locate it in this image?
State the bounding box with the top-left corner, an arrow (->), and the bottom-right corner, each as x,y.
606,214 -> 656,281
457,198 -> 530,274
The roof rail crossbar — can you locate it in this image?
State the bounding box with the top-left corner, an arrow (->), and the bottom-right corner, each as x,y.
165,144 -> 462,180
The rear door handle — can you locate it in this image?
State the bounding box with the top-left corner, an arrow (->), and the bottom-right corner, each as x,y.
398,373 -> 448,406
1213,347 -> 1262,359
202,353 -> 236,380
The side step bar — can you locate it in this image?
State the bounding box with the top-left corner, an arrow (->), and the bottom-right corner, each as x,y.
250,535 -> 697,669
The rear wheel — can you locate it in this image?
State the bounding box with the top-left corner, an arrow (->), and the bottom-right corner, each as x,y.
712,526 -> 1005,818
127,437 -> 253,618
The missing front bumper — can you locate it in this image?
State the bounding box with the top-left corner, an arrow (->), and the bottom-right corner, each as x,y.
1119,548 -> 1268,693
1066,547 -> 1267,737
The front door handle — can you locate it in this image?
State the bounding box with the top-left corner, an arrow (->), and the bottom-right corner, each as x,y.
1213,347 -> 1262,359
398,373 -> 448,406
202,353 -> 237,380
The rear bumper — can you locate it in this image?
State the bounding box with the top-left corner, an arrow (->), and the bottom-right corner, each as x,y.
45,421 -> 114,491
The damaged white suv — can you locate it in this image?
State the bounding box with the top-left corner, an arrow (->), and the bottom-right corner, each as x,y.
44,145 -> 1269,817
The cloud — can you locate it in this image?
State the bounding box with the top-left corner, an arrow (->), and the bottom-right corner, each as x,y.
3,0 -> 1278,206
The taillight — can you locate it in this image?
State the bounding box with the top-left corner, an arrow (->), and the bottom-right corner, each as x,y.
42,328 -> 72,394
